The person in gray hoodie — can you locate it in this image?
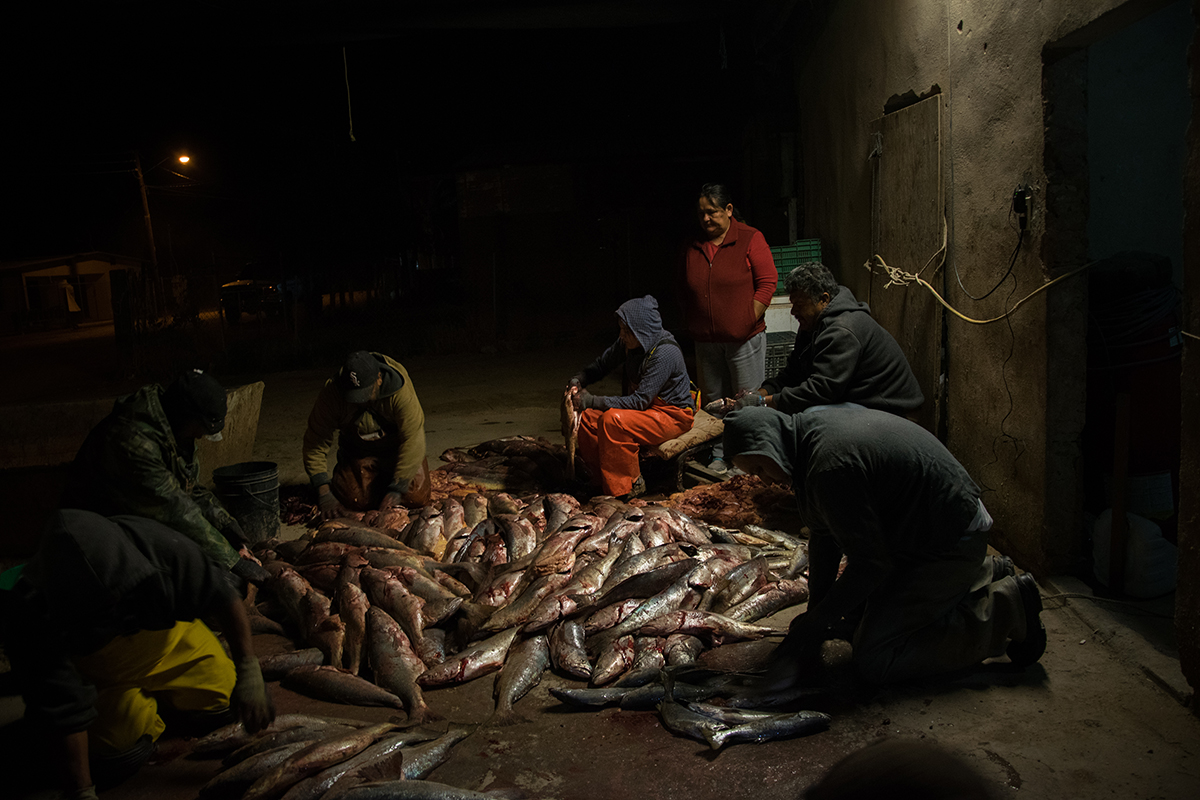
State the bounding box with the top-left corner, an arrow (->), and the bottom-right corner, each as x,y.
722,404 -> 1045,686
570,295 -> 695,499
735,262 -> 924,416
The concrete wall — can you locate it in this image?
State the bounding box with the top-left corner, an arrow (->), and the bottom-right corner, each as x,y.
792,0 -> 1191,572
0,382 -> 264,557
1177,0 -> 1199,712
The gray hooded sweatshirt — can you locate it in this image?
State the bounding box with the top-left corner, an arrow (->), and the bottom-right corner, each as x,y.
763,285 -> 924,415
575,295 -> 695,412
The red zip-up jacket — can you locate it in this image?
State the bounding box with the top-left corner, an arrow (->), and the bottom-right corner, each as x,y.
680,218 -> 777,343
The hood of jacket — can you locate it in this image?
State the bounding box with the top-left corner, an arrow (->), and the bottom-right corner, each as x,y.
616,295 -> 668,352
722,406 -> 803,476
819,285 -> 871,324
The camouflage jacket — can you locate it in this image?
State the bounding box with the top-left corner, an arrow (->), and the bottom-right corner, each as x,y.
60,385 -> 242,569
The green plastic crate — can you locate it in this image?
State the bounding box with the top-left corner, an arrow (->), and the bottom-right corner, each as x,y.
765,331 -> 796,376
770,239 -> 822,294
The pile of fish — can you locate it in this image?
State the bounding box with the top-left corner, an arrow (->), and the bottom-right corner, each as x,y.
193,713 -> 474,799
249,464 -> 820,755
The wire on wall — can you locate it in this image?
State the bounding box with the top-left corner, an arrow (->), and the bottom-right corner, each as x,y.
343,46 -> 356,142
865,253 -> 1095,325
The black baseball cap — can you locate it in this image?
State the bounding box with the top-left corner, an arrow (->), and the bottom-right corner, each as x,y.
164,370 -> 227,435
338,351 -> 380,403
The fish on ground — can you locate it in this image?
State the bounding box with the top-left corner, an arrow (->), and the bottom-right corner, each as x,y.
486,633 -> 550,726
282,665 -> 407,710
366,606 -> 439,725
243,722 -> 398,800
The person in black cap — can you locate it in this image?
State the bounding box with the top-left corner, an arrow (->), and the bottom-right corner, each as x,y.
61,369 -> 269,584
303,351 -> 429,518
0,510 -> 274,797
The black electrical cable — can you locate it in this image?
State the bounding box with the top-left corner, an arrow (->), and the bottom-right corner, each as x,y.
955,228 -> 1023,301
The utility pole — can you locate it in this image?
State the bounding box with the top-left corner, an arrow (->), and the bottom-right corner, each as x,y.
133,151 -> 161,317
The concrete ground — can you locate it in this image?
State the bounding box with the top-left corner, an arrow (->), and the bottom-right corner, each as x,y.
1,321 -> 1197,799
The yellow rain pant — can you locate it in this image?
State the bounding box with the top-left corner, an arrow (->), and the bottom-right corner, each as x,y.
73,619 -> 235,753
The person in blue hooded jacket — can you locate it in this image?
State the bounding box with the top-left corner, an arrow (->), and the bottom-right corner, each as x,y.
570,295 -> 695,499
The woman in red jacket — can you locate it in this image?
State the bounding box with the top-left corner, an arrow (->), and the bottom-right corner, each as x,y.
680,183 -> 777,471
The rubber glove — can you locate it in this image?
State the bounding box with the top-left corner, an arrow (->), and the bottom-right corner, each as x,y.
574,390 -> 597,411
317,490 -> 342,520
733,391 -> 767,411
232,656 -> 275,734
231,558 -> 271,587
380,491 -> 406,510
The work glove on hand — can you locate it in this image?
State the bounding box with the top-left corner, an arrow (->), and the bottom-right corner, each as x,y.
231,557 -> 271,587
73,787 -> 100,800
567,376 -> 582,390
317,490 -> 343,520
574,390 -> 597,411
733,391 -> 767,411
232,656 -> 275,734
380,491 -> 406,511
757,614 -> 826,692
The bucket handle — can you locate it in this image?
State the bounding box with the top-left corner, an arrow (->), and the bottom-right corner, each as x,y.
219,485 -> 279,512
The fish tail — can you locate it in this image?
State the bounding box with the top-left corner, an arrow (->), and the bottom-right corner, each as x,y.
704,728 -> 724,751
484,708 -> 527,727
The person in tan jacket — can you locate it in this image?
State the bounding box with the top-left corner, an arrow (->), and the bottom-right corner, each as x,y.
302,351 -> 430,517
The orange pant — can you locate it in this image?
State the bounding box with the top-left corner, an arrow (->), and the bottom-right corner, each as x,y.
577,399 -> 693,496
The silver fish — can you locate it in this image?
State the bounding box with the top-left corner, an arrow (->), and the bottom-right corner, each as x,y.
548,619 -> 592,680
723,578 -> 810,623
590,634 -> 636,686
338,583 -> 370,675
282,727 -> 441,800
398,726 -> 474,780
664,634 -> 705,666
418,628 -> 519,687
487,634 -> 550,726
478,571 -> 570,634
243,722 -> 398,800
494,514 -> 539,560
742,523 -> 805,551
282,665 -> 406,710
461,493 -> 490,529
582,598 -> 643,635
225,723 -> 357,767
710,556 -> 773,614
361,568 -> 430,661
193,714 -> 372,758
366,607 -> 438,725
200,741 -> 312,799
338,778 -> 508,799
658,697 -> 725,745
703,710 -> 831,750
637,610 -> 783,642
586,558 -> 723,656
259,648 -> 326,681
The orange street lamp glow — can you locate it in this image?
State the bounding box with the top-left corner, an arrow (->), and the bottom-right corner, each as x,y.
179,156 -> 190,163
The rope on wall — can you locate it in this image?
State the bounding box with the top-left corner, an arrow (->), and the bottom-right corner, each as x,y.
343,46 -> 356,142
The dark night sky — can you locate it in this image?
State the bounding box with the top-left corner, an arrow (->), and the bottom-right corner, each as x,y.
2,3 -> 785,272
